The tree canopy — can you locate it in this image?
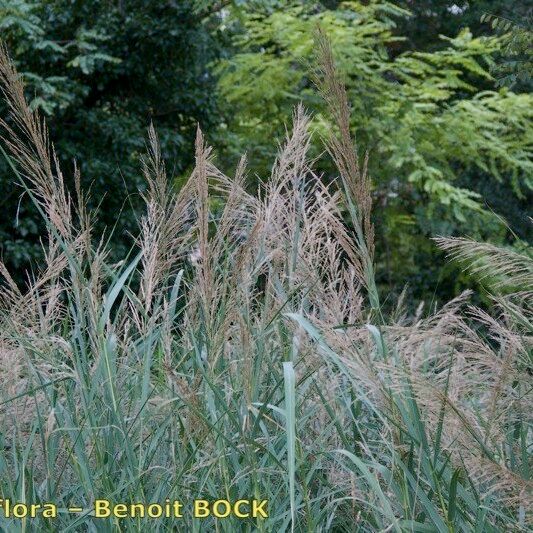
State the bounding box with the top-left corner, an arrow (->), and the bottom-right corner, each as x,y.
215,1 -> 532,301
1,0 -> 531,304
1,0 -> 221,269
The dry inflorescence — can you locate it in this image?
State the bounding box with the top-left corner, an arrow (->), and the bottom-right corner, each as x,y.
0,34 -> 531,530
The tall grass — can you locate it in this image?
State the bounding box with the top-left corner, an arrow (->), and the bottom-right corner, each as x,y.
0,36 -> 531,532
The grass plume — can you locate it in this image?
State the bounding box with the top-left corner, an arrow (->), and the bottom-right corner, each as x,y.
0,39 -> 531,532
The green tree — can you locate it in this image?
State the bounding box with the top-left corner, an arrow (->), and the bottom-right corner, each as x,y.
0,0 -> 223,277
480,10 -> 532,88
393,2 -> 529,52
216,0 -> 532,303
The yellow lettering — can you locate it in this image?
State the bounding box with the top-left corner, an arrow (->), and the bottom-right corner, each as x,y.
252,499 -> 268,518
173,501 -> 183,517
1,499 -> 10,517
12,504 -> 27,518
234,500 -> 250,518
29,504 -> 41,517
42,504 -> 57,518
94,500 -> 111,518
147,504 -> 162,518
113,503 -> 128,518
194,500 -> 210,517
130,503 -> 145,517
213,500 -> 231,518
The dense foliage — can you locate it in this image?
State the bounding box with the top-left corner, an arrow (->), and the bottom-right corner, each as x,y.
216,1 -> 532,302
0,38 -> 531,529
0,3 -> 531,532
0,0 -> 221,271
0,0 -> 532,301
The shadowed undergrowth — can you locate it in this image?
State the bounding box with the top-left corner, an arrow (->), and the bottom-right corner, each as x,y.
0,36 -> 531,532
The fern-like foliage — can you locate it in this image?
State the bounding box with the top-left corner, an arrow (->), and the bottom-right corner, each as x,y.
481,12 -> 533,88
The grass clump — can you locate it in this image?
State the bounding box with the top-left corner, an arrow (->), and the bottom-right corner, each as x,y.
0,36 -> 531,532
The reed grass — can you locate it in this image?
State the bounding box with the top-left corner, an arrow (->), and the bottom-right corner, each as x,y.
0,35 -> 531,532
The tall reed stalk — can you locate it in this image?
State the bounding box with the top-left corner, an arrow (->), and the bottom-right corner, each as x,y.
0,35 -> 530,532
